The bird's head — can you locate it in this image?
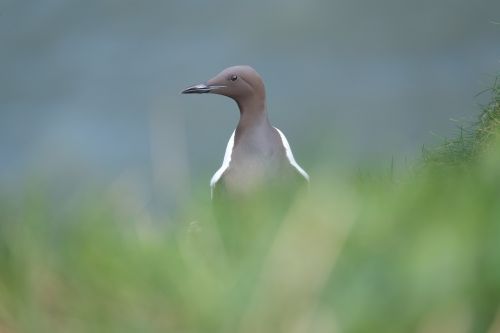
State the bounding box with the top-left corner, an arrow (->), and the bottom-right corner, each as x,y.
181,65 -> 266,104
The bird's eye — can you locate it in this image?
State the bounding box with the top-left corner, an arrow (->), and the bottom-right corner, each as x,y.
230,75 -> 238,81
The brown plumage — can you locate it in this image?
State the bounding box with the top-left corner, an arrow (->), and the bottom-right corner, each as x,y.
182,65 -> 309,200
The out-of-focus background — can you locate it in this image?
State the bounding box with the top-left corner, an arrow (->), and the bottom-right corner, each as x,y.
2,2 -> 500,332
1,0 -> 499,208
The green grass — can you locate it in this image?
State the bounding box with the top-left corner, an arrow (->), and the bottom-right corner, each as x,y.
1,78 -> 500,333
423,77 -> 500,166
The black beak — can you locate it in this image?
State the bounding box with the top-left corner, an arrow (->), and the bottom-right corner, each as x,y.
181,83 -> 225,94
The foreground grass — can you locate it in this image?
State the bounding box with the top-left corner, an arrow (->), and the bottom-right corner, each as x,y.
1,80 -> 500,333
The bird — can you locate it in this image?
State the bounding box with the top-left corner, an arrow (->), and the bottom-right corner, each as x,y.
182,65 -> 309,200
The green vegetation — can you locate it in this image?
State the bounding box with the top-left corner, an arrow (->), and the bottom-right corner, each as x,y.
424,77 -> 500,165
1,78 -> 500,333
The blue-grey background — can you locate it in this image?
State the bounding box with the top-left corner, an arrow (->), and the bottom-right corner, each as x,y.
1,0 -> 499,209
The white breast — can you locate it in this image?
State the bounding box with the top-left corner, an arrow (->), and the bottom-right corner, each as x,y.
210,128 -> 309,199
210,130 -> 235,198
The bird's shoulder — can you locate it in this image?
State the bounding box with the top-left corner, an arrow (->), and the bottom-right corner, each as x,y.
273,127 -> 310,182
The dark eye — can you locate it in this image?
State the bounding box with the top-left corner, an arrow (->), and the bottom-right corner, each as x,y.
230,75 -> 238,81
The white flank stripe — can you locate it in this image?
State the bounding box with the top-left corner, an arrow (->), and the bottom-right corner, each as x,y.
210,130 -> 235,198
274,127 -> 310,181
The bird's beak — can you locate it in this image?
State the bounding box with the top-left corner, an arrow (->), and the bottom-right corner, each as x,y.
181,83 -> 225,94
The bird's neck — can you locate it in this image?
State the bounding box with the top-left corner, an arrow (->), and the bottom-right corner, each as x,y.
236,96 -> 270,132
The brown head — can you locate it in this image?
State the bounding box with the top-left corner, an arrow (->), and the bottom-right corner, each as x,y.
181,65 -> 266,109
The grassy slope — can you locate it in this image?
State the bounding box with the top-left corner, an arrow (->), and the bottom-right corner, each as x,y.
0,78 -> 499,333
424,77 -> 500,165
